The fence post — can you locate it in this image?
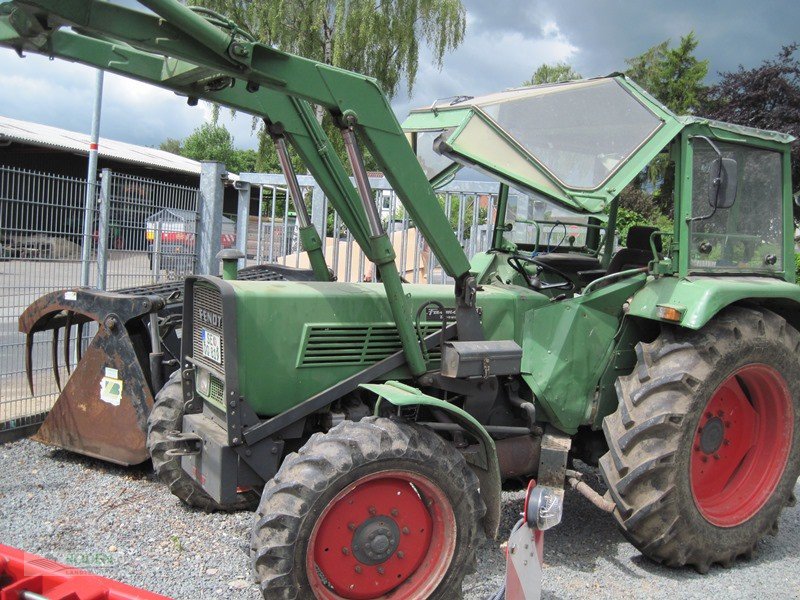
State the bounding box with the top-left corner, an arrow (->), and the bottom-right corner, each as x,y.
96,168 -> 111,290
197,161 -> 225,275
234,181 -> 250,269
153,221 -> 162,282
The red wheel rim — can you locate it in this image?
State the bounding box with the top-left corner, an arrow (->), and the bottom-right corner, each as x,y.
690,364 -> 794,527
306,470 -> 456,599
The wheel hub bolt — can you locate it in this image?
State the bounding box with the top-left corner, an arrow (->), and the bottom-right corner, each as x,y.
391,508 -> 399,517
348,522 -> 356,531
397,551 -> 404,559
342,547 -> 350,555
377,566 -> 385,575
354,565 -> 362,574
402,527 -> 410,535
368,506 -> 377,515
717,410 -> 724,417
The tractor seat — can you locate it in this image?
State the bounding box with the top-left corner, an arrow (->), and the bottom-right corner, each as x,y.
607,225 -> 661,275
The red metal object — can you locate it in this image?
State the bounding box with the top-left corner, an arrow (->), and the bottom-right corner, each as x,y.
690,364 -> 794,527
306,470 -> 456,599
0,544 -> 170,600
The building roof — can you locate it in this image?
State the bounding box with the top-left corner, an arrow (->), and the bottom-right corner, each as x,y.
0,115 -> 201,175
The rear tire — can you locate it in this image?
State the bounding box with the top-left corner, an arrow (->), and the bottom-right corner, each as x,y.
251,417 -> 484,599
146,370 -> 257,511
600,306 -> 800,572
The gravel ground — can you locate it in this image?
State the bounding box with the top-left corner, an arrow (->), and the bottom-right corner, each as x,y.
1,439 -> 799,599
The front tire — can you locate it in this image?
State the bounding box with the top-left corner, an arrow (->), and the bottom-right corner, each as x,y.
251,417 -> 485,599
600,306 -> 800,572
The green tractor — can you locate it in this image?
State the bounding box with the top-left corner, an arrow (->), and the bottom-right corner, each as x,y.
4,1 -> 800,598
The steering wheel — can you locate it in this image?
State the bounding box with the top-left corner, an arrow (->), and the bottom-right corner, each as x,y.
507,254 -> 575,292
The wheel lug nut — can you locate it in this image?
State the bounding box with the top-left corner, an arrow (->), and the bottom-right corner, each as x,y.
342,547 -> 350,555
717,410 -> 724,417
705,412 -> 712,419
355,565 -> 362,574
397,551 -> 405,559
694,445 -> 700,452
391,508 -> 399,517
723,439 -> 730,446
402,527 -> 410,535
368,506 -> 377,515
698,427 -> 703,434
348,522 -> 356,531
725,421 -> 732,428
713,454 -> 720,460
377,566 -> 385,575
701,456 -> 708,463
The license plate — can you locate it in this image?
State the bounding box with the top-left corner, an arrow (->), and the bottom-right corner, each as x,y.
201,329 -> 222,363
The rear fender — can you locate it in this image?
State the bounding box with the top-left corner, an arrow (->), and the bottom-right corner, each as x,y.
361,381 -> 501,539
628,275 -> 800,329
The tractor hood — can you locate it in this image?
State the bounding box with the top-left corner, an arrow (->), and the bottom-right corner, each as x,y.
402,75 -> 683,214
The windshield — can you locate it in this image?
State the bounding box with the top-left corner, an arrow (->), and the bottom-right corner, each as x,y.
504,189 -> 595,250
474,79 -> 663,189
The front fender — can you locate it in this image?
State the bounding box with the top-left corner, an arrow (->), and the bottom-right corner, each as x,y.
361,381 -> 501,540
628,275 -> 800,329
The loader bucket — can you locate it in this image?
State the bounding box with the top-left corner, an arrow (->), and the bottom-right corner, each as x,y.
19,288 -> 170,465
16,264 -> 319,465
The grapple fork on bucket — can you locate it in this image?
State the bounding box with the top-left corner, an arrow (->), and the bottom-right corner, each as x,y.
19,284 -> 182,465
18,265 -> 314,465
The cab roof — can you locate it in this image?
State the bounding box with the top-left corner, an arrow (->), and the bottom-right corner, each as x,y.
403,75 -> 793,214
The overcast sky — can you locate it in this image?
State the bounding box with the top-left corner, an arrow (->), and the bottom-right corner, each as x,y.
1,0 -> 797,151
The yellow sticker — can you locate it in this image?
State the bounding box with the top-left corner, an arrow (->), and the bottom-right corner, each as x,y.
99,377 -> 123,406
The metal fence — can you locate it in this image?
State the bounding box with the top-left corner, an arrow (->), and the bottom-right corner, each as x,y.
0,165 -> 199,440
103,171 -> 199,290
239,174 -> 513,284
0,166 -> 93,436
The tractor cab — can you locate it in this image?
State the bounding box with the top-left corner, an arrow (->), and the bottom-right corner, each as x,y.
404,75 -> 795,297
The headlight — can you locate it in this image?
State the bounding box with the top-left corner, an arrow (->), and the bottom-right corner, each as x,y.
196,368 -> 211,396
524,483 -> 563,531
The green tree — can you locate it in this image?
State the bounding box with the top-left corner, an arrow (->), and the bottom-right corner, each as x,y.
523,62 -> 581,86
195,0 -> 466,102
158,137 -> 182,155
181,122 -> 236,165
623,33 -> 708,217
190,1 -> 465,172
704,44 -> 800,196
625,32 -> 708,114
162,122 -> 281,174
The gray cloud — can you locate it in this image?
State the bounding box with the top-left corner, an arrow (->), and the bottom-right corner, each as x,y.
0,0 -> 797,151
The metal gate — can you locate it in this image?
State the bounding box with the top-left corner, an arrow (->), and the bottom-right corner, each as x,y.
240,173 -> 514,283
0,165 -> 199,441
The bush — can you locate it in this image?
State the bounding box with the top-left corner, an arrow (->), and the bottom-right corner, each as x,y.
616,207 -> 673,245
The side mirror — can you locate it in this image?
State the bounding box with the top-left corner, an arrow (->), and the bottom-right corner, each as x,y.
709,157 -> 738,209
